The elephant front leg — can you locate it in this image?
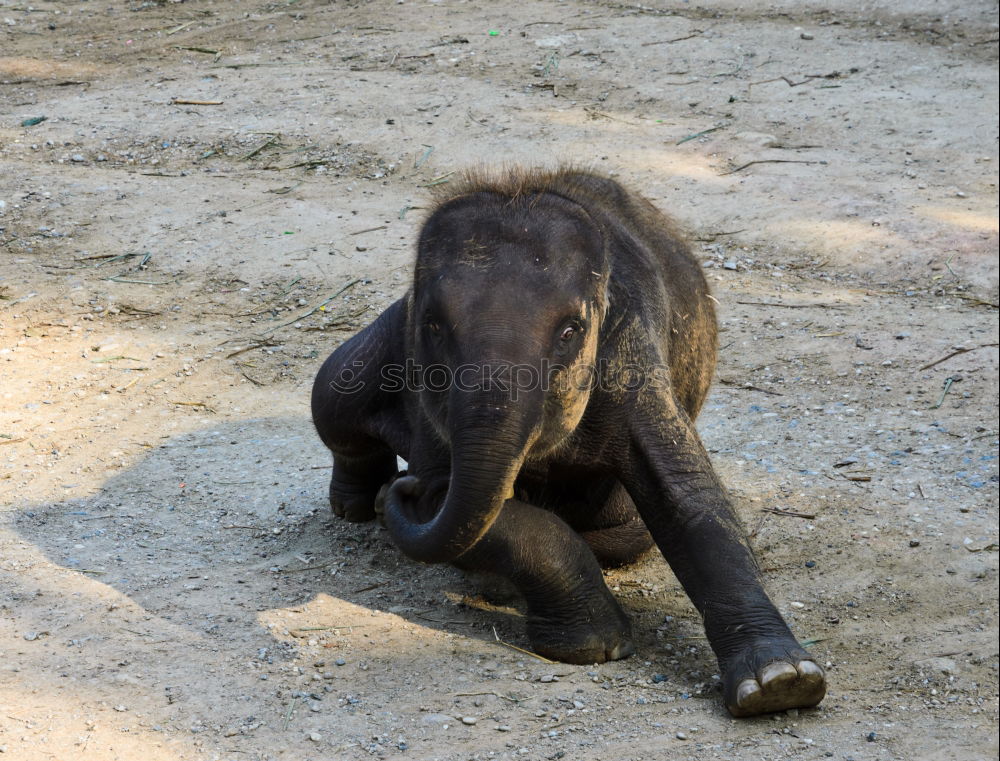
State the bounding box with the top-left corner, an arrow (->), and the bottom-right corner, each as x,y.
329,449 -> 399,522
455,498 -> 634,665
620,396 -> 826,717
311,299 -> 410,522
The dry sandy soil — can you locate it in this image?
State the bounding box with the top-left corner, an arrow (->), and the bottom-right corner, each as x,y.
1,1 -> 998,760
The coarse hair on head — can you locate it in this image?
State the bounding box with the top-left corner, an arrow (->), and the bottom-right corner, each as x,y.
425,163 -> 606,210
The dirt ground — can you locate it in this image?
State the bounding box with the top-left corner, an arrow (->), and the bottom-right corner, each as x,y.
1,1 -> 998,760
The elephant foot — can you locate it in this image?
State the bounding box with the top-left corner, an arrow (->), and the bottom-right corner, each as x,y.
329,456 -> 397,522
526,590 -> 634,665
721,638 -> 826,718
329,474 -> 376,522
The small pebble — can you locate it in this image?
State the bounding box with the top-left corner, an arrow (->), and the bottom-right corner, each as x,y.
800,32 -> 814,40
676,731 -> 688,740
461,716 -> 478,725
308,732 -> 323,742
867,731 -> 877,742
909,540 -> 920,547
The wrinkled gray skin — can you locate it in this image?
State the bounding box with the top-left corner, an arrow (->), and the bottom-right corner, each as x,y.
311,169 -> 826,717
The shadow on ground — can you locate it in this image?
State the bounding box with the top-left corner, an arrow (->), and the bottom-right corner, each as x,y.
8,417 -> 706,736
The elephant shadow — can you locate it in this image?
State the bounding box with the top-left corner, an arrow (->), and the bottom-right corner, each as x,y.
12,416 -> 704,681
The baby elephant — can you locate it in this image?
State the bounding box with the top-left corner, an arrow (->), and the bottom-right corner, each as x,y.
311,168 -> 826,717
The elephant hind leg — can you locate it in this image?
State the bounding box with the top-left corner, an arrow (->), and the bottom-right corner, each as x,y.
569,481 -> 655,568
455,498 -> 633,665
580,515 -> 654,568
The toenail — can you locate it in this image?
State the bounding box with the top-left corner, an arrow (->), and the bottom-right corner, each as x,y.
736,679 -> 760,704
608,641 -> 634,660
797,660 -> 824,678
760,661 -> 798,685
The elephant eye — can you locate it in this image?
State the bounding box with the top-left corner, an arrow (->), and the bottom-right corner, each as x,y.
427,321 -> 441,336
559,322 -> 584,344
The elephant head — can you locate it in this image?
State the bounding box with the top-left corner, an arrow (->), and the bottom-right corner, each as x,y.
382,188 -> 610,564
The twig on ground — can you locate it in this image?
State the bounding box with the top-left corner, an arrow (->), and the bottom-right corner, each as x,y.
694,229 -> 746,241
241,135 -> 280,160
166,20 -> 198,35
90,355 -> 143,363
279,563 -> 332,574
735,300 -> 843,309
414,612 -> 476,626
717,378 -> 783,396
930,375 -> 960,410
642,31 -> 703,47
761,507 -> 817,519
414,145 -> 434,168
172,400 -> 215,412
235,363 -> 266,385
282,698 -> 299,730
352,581 -> 387,593
492,626 -> 555,663
171,98 -> 224,106
117,377 -> 141,393
104,277 -> 174,285
950,293 -> 998,308
423,171 -> 455,187
225,339 -> 278,359
919,343 -> 998,371
174,46 -> 220,56
350,225 -> 387,236
749,70 -> 857,89
453,691 -> 524,703
677,125 -> 724,145
263,279 -> 362,333
583,108 -> 642,125
721,159 -> 825,176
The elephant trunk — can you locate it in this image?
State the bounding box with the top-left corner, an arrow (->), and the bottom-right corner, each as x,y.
384,387 -> 539,564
